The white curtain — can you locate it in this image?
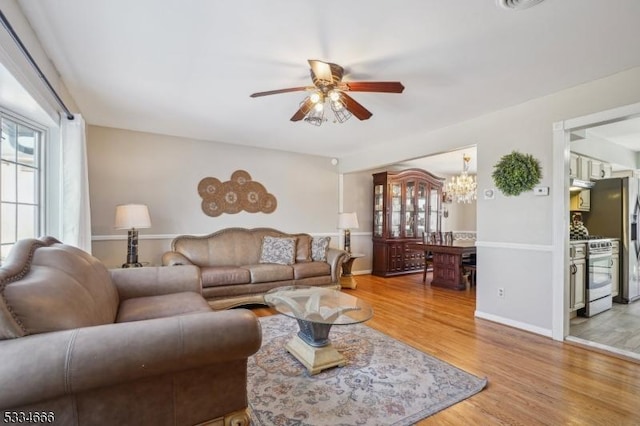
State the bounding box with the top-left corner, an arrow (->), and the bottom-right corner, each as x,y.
60,113 -> 92,252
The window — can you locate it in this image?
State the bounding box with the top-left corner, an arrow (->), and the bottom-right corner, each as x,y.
1,113 -> 44,261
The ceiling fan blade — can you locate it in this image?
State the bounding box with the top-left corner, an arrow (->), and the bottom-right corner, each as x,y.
290,97 -> 315,121
342,81 -> 405,93
250,87 -> 310,98
340,93 -> 373,121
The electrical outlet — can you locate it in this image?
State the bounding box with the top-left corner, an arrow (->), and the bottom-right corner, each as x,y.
498,288 -> 505,298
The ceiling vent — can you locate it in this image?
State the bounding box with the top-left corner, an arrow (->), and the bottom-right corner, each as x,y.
497,0 -> 545,10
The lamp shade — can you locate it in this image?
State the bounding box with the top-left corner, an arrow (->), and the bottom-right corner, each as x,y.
337,212 -> 359,230
114,204 -> 151,230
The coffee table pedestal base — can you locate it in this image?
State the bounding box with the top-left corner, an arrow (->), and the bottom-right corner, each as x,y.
285,335 -> 346,375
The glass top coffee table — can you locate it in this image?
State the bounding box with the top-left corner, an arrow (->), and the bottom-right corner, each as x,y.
264,285 -> 373,374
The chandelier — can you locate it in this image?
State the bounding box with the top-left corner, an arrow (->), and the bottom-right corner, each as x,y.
302,90 -> 352,126
446,154 -> 477,203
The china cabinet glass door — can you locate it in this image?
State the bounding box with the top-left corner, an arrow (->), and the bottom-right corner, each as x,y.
417,183 -> 427,238
405,181 -> 415,238
373,184 -> 384,237
390,183 -> 402,237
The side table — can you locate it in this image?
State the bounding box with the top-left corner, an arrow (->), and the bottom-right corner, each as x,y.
340,253 -> 364,289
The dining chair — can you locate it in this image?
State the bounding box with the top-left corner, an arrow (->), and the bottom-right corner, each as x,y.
422,231 -> 434,283
462,253 -> 477,288
444,231 -> 453,245
429,231 -> 442,244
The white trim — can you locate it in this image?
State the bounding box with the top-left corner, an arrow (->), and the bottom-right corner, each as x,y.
552,120 -> 570,341
92,234 -> 174,241
92,231 -> 343,242
350,231 -> 372,237
474,241 -> 553,252
563,102 -> 640,131
565,336 -> 640,363
475,310 -> 552,338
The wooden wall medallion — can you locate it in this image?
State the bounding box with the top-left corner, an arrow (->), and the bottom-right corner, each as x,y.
198,170 -> 277,217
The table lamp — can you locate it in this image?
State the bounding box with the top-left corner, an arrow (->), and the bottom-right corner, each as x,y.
114,204 -> 151,268
338,212 -> 359,253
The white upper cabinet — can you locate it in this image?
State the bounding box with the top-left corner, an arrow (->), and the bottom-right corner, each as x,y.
569,153 -> 579,178
570,152 -> 612,181
578,157 -> 590,180
588,159 -> 613,180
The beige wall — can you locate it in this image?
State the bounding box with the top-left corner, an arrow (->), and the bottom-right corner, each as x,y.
439,173 -> 477,232
87,126 -> 341,267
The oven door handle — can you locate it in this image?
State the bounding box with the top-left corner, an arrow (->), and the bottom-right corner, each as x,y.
588,254 -> 613,260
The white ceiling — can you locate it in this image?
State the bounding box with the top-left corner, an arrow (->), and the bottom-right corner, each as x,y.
12,0 -> 640,171
586,117 -> 640,151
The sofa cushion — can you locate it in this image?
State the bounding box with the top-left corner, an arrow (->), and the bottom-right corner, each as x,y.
311,236 -> 331,262
0,239 -> 119,339
116,292 -> 212,322
295,234 -> 312,262
200,266 -> 251,288
259,236 -> 297,265
243,264 -> 294,284
291,261 -> 331,280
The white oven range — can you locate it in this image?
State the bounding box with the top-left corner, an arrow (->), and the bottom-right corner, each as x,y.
578,237 -> 613,317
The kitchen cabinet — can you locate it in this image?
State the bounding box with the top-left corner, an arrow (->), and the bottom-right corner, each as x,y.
569,153 -> 590,180
588,159 -> 613,180
569,153 -> 579,179
569,243 -> 586,312
578,156 -> 590,180
570,190 -> 590,211
570,152 -> 612,181
372,168 -> 444,277
611,240 -> 620,298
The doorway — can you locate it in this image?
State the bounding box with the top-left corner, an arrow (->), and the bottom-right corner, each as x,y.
554,101 -> 640,360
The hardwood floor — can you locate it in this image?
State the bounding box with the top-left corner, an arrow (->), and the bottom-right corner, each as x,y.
251,273 -> 640,425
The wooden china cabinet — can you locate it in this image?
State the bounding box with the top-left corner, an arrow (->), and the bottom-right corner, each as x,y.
372,168 -> 444,277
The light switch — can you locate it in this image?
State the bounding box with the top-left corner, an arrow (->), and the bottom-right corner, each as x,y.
534,186 -> 549,196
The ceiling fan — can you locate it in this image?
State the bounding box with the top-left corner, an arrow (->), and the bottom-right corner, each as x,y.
250,59 -> 405,125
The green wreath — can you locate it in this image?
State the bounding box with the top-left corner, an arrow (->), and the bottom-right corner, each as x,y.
492,151 -> 542,196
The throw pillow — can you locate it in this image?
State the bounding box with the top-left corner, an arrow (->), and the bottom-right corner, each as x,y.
295,235 -> 312,262
311,236 -> 331,262
259,236 -> 297,265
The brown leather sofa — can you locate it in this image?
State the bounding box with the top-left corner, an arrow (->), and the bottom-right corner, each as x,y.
162,228 -> 349,310
0,237 -> 261,426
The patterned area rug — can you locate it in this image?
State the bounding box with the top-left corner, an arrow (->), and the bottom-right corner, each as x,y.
248,315 -> 487,426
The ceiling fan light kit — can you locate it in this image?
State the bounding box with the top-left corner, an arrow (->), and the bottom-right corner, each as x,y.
250,59 -> 404,126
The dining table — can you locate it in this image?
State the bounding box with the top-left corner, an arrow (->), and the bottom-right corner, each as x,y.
407,240 -> 477,290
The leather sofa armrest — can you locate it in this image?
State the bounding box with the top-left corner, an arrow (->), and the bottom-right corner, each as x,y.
0,310 -> 261,410
110,265 -> 202,300
162,251 -> 194,266
326,248 -> 350,282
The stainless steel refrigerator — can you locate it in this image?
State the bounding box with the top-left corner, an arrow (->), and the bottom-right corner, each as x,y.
584,176 -> 640,303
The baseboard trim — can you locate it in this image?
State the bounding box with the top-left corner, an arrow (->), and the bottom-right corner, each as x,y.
474,310 -> 552,338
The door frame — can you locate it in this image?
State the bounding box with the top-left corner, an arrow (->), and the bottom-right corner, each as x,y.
552,101 -> 640,341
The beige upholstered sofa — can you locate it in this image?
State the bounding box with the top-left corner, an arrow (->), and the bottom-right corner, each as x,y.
162,228 -> 349,310
0,237 -> 261,426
